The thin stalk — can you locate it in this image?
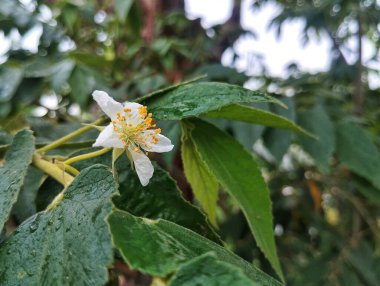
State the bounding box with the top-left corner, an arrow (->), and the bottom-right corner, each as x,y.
63,147 -> 112,165
57,162 -> 80,176
37,117 -> 106,153
32,154 -> 74,187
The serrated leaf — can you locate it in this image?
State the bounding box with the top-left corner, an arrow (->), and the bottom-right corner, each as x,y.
142,82 -> 283,120
187,118 -> 284,281
336,121 -> 380,189
168,252 -> 260,286
206,103 -> 311,137
0,129 -> 34,229
113,162 -> 220,242
0,165 -> 118,286
68,148 -> 220,242
108,209 -> 283,286
181,124 -> 219,226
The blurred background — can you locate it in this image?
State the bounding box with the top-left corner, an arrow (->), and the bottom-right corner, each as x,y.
1,0 -> 380,285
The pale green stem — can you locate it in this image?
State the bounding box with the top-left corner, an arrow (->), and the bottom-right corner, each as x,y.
37,117 -> 106,153
32,154 -> 74,187
63,147 -> 112,165
57,162 -> 80,176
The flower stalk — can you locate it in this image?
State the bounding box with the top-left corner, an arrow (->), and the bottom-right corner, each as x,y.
36,117 -> 106,153
32,154 -> 74,187
63,147 -> 112,165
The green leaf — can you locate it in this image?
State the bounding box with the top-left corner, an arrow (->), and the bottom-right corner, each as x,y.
264,97 -> 295,162
336,121 -> 380,189
50,59 -> 75,92
228,103 -> 269,151
168,253 -> 260,286
231,121 -> 265,151
353,179 -> 380,205
68,65 -> 96,108
0,129 -> 34,229
35,177 -> 62,212
108,210 -> 283,286
0,66 -> 24,102
113,162 -> 220,242
346,243 -> 379,286
12,166 -> 44,223
205,103 -> 312,137
115,0 -> 133,21
142,82 -> 284,120
0,165 -> 118,286
187,118 -> 284,281
181,124 -> 219,226
297,104 -> 335,172
68,147 -> 220,242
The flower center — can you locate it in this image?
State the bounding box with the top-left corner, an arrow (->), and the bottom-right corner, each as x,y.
111,105 -> 161,152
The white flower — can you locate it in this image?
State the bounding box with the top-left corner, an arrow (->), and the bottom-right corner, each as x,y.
92,90 -> 174,186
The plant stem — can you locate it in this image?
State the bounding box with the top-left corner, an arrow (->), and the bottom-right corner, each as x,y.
63,147 -> 112,165
36,117 -> 106,153
57,163 -> 80,176
32,154 -> 74,187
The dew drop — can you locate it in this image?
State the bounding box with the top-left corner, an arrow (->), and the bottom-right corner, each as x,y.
29,224 -> 38,233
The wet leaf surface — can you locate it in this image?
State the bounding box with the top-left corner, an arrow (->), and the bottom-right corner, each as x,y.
0,129 -> 34,229
0,165 -> 118,286
108,209 -> 283,286
143,82 -> 282,120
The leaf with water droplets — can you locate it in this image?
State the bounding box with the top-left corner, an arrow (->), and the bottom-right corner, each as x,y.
108,210 -> 283,286
0,129 -> 35,230
141,82 -> 284,120
0,165 -> 118,286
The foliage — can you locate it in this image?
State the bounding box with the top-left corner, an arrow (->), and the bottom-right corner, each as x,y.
1,0 -> 380,285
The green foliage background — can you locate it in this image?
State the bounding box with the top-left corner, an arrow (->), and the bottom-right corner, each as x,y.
1,0 -> 380,285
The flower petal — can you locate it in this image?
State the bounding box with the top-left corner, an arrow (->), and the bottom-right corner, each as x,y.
92,90 -> 124,120
128,146 -> 154,186
139,131 -> 174,153
123,101 -> 144,126
93,124 -> 124,148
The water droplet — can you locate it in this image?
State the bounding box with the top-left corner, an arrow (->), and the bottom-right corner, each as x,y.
29,224 -> 38,233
